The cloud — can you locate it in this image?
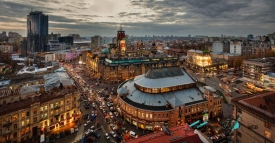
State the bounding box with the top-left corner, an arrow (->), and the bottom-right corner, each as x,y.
0,0 -> 273,37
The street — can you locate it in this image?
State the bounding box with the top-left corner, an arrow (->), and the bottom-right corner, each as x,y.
55,63 -> 152,143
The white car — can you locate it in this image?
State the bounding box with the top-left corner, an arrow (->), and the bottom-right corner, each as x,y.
110,131 -> 116,138
130,131 -> 136,138
84,121 -> 91,126
114,112 -> 119,117
85,129 -> 93,136
99,106 -> 103,109
70,128 -> 74,134
74,126 -> 79,132
105,133 -> 110,139
91,125 -> 95,130
102,105 -> 106,108
109,112 -> 113,118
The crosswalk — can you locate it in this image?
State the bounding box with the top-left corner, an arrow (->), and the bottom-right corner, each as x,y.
71,125 -> 85,143
101,126 -> 117,143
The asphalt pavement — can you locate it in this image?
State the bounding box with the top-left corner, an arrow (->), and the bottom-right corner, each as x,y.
56,63 -> 153,143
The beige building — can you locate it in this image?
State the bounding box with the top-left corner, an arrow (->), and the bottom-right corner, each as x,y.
232,92 -> 275,143
117,66 -> 222,130
0,68 -> 80,143
0,44 -> 13,53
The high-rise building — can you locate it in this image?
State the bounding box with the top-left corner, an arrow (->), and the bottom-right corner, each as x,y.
27,11 -> 48,55
58,36 -> 73,45
91,35 -> 102,48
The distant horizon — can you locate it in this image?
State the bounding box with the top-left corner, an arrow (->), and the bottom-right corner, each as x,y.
0,0 -> 274,37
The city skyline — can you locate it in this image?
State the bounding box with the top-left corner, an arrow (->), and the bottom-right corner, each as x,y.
0,0 -> 274,37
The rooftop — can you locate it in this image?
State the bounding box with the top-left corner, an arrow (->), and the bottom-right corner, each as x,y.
0,88 -> 77,116
134,67 -> 195,88
44,68 -> 74,91
232,91 -> 275,124
127,124 -> 203,143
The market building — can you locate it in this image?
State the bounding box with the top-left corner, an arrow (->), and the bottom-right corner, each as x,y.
116,66 -> 223,131
232,92 -> 275,143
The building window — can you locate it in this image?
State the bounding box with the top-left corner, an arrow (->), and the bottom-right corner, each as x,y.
26,111 -> 29,116
150,114 -> 152,119
40,107 -> 43,112
13,115 -> 18,121
45,106 -> 48,110
264,131 -> 271,138
13,132 -> 17,138
21,121 -> 24,127
50,104 -> 53,109
237,131 -> 242,137
265,122 -> 271,129
146,114 -> 148,118
142,113 -> 144,118
166,114 -> 168,118
33,108 -> 37,115
33,117 -> 37,123
26,119 -> 29,125
21,113 -> 26,118
14,124 -> 17,129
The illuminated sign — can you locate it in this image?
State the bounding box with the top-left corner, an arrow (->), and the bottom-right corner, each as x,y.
120,40 -> 126,52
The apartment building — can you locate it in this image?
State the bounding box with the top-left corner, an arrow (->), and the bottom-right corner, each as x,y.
232,92 -> 275,143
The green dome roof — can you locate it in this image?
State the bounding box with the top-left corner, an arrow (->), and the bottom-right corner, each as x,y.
101,48 -> 110,54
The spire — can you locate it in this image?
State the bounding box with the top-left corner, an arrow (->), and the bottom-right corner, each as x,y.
120,23 -> 123,31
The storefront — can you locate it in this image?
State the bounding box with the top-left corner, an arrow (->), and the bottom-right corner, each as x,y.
132,120 -> 137,126
145,125 -> 153,130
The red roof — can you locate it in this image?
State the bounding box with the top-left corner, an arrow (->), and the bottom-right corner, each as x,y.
127,124 -> 203,143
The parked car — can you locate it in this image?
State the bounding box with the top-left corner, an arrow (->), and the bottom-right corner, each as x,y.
110,124 -> 116,130
110,131 -> 116,138
116,129 -> 123,136
93,132 -> 101,138
106,118 -> 111,124
105,133 -> 110,139
130,131 -> 136,138
114,112 -> 119,117
70,128 -> 75,134
74,126 -> 79,132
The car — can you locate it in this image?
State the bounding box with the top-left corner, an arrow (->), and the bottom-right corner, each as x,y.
85,129 -> 94,136
130,131 -> 136,138
99,106 -> 103,109
110,131 -> 116,138
110,124 -> 115,130
106,118 -> 111,124
116,129 -> 122,136
93,132 -> 100,138
91,111 -> 95,114
114,112 -> 119,117
105,133 -> 110,139
107,102 -> 112,107
93,106 -> 96,110
91,125 -> 95,130
102,105 -> 106,108
97,123 -> 101,129
74,126 -> 79,132
85,136 -> 96,142
84,120 -> 91,126
45,136 -> 50,143
55,133 -> 60,139
84,114 -> 89,119
109,112 -> 113,118
60,131 -> 66,138
70,128 -> 75,134
122,127 -> 128,133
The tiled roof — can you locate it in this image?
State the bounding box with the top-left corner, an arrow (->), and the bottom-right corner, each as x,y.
232,91 -> 275,124
127,124 -> 203,143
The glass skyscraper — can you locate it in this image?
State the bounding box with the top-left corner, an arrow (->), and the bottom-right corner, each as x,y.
27,11 -> 48,55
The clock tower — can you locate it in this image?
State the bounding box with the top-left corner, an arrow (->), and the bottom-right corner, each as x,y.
117,24 -> 126,56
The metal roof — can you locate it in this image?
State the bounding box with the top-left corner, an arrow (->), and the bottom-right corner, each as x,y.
43,70 -> 74,91
120,81 -> 205,107
134,69 -> 195,88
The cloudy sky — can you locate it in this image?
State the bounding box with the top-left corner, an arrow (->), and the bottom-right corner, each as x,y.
0,0 -> 274,37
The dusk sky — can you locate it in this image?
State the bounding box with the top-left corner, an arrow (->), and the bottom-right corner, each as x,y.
0,0 -> 274,37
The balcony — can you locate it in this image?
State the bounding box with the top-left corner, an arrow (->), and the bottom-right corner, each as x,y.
54,106 -> 60,110
3,122 -> 12,127
3,131 -> 12,136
